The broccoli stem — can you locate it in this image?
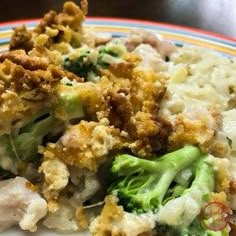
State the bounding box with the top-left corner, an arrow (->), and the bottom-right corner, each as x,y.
113,146 -> 201,176
153,170 -> 177,203
146,146 -> 202,205
56,84 -> 84,120
13,115 -> 59,161
157,156 -> 215,230
184,157 -> 214,197
157,145 -> 201,171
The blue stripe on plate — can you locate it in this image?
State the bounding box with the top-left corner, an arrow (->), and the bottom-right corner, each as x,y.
85,19 -> 236,47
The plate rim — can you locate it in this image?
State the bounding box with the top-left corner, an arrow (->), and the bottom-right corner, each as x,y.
0,16 -> 235,43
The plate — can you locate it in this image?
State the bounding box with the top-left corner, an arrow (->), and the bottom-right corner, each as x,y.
0,18 -> 235,235
0,17 -> 235,57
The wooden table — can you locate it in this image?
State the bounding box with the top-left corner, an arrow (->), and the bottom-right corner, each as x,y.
1,0 -> 236,38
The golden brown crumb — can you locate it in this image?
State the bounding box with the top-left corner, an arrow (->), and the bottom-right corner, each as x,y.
42,119 -> 125,171
0,59 -> 59,134
0,50 -> 83,135
56,1 -> 87,30
33,1 -> 87,50
39,158 -> 70,204
0,50 -> 48,71
230,181 -> 236,195
47,200 -> 60,213
9,1 -> 88,68
90,196 -> 124,236
209,139 -> 230,158
25,181 -> 38,192
109,62 -> 134,79
138,233 -> 152,236
210,192 -> 229,206
128,112 -> 172,157
90,196 -> 154,236
34,10 -> 57,34
76,207 -> 89,229
168,114 -> 215,151
99,63 -> 172,157
215,170 -> 230,193
49,64 -> 83,82
9,25 -> 34,52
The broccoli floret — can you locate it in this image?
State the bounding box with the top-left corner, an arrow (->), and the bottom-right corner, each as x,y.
13,115 -> 59,160
63,41 -> 127,80
0,84 -> 84,176
109,145 -> 202,213
63,49 -> 98,80
109,146 -> 227,235
97,40 -> 127,68
103,40 -> 127,57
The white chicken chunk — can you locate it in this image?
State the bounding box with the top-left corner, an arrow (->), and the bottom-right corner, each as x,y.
134,44 -> 167,72
125,28 -> 176,58
0,177 -> 47,232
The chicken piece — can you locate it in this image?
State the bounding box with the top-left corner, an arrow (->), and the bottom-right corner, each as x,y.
0,177 -> 47,232
82,28 -> 112,47
134,44 -> 167,72
43,197 -> 79,231
90,195 -> 155,236
69,168 -> 100,206
125,28 -> 176,58
43,169 -> 100,230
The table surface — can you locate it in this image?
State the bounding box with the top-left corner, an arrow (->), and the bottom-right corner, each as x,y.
1,0 -> 236,38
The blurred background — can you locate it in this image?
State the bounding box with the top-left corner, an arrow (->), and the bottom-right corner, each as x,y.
1,0 -> 236,38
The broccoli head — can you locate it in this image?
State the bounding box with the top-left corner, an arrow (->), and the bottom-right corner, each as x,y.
63,40 -> 127,81
109,145 -> 202,213
97,40 -> 127,68
63,49 -> 98,80
109,146 -> 230,235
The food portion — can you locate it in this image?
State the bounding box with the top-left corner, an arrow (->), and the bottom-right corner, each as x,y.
0,1 -> 235,235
